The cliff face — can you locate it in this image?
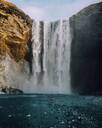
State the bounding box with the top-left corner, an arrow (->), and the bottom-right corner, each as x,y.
0,0 -> 32,93
0,0 -> 32,61
70,2 -> 102,95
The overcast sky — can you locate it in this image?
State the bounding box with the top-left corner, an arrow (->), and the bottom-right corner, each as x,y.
9,0 -> 102,21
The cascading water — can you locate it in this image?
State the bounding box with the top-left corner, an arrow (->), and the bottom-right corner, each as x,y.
30,18 -> 72,94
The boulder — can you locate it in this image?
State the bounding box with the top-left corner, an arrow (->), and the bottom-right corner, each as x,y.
0,86 -> 23,94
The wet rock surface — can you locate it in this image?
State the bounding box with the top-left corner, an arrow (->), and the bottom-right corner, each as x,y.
0,95 -> 101,128
70,2 -> 102,95
0,87 -> 23,94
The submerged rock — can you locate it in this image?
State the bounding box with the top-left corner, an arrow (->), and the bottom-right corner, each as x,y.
0,0 -> 32,91
70,2 -> 102,95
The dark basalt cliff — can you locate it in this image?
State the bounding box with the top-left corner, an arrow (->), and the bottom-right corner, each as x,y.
70,2 -> 102,95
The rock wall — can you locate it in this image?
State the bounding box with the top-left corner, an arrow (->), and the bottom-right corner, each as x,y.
0,0 -> 32,93
70,2 -> 102,95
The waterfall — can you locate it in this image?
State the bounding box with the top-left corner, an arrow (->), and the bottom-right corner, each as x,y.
29,18 -> 72,94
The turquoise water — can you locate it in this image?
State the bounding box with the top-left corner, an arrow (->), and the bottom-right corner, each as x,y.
0,94 -> 102,128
